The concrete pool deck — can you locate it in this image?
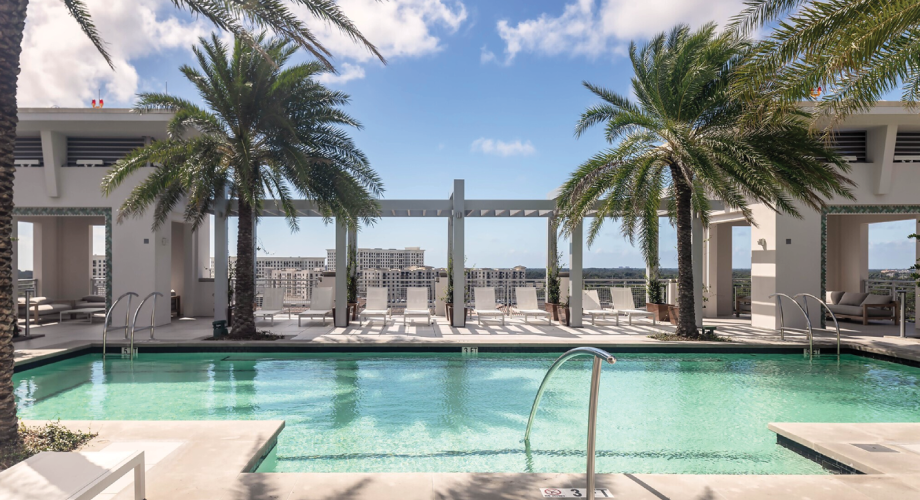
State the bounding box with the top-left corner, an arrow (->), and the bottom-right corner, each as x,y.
12,315 -> 920,370
26,420 -> 920,500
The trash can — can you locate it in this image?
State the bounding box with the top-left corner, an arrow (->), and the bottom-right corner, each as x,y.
212,320 -> 228,338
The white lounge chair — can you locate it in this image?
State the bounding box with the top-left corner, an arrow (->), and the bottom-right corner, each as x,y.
583,290 -> 615,325
515,287 -> 551,324
0,450 -> 145,500
474,287 -> 505,326
403,287 -> 433,325
610,287 -> 656,325
360,287 -> 391,326
298,286 -> 334,326
257,288 -> 285,325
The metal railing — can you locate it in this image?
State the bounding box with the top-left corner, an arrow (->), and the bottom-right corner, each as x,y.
524,347 -> 616,500
770,293 -> 814,356
584,279 -> 651,308
17,278 -> 37,297
102,292 -> 137,358
796,293 -> 840,356
865,279 -> 916,322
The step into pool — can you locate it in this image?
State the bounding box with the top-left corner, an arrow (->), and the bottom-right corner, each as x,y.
13,352 -> 920,474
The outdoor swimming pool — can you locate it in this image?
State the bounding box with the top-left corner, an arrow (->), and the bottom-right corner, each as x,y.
12,352 -> 920,475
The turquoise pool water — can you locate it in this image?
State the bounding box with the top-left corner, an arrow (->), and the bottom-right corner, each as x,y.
13,352 -> 920,474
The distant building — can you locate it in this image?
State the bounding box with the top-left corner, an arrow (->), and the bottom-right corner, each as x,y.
360,265 -> 440,303
210,256 -> 325,278
91,254 -> 106,279
269,268 -> 325,300
327,247 -> 424,271
466,266 -> 527,298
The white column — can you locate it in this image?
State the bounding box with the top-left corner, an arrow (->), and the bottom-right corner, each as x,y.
645,216 -> 659,303
347,225 -> 357,306
916,219 -> 919,333
451,179 -> 465,327
570,221 -> 583,327
252,212 -> 258,280
334,219 -> 347,327
692,213 -> 704,327
213,193 -> 228,322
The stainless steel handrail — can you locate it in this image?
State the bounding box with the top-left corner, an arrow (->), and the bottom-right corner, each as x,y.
129,292 -> 163,355
794,293 -> 840,356
769,293 -> 814,354
102,292 -> 138,358
524,347 -> 616,500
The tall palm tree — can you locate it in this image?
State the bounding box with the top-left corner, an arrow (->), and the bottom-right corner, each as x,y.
0,0 -> 382,448
730,0 -> 920,121
556,24 -> 855,337
102,34 -> 382,338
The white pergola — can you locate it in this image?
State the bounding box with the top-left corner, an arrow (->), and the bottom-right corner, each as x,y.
211,179 -> 707,328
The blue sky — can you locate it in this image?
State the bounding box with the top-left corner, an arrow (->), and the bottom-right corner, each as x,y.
15,0 -> 919,270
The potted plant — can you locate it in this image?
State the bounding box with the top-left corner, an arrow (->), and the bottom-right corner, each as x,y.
442,256 -> 466,326
545,251 -> 562,321
645,275 -> 669,322
346,241 -> 358,322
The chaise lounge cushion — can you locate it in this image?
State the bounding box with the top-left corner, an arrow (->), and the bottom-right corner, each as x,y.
838,292 -> 869,306
861,294 -> 893,306
826,291 -> 845,305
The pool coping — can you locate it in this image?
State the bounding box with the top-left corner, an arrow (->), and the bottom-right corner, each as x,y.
12,338 -> 920,373
21,420 -> 920,500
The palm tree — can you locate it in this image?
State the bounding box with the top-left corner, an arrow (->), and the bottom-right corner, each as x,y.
730,0 -> 920,121
102,33 -> 382,338
0,0 -> 382,448
555,24 -> 855,337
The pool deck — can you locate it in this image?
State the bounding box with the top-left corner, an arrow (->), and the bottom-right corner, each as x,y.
12,315 -> 920,369
29,420 -> 920,500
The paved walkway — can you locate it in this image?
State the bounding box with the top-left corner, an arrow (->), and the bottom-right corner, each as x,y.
27,420 -> 920,500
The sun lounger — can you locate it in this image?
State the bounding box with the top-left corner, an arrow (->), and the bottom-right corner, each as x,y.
515,287 -> 550,324
474,287 -> 505,326
360,287 -> 391,325
403,287 -> 433,325
610,287 -> 656,325
297,286 -> 334,326
0,450 -> 145,500
583,290 -> 615,325
256,288 -> 285,325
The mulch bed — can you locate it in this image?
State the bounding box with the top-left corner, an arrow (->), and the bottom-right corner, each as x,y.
0,421 -> 96,471
648,332 -> 732,342
204,330 -> 285,341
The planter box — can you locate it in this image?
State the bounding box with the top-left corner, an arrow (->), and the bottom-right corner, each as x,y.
668,305 -> 680,326
646,303 -> 670,322
545,303 -> 560,321
445,304 -> 467,327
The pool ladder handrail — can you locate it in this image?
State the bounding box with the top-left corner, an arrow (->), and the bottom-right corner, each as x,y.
102,292 -> 138,357
794,293 -> 840,356
129,292 -> 163,355
524,347 -> 616,500
769,293 -> 814,355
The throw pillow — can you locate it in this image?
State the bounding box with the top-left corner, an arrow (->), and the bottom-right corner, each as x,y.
839,292 -> 869,306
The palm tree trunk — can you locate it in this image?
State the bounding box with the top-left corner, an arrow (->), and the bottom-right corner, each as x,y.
670,165 -> 698,337
232,198 -> 257,337
0,0 -> 28,448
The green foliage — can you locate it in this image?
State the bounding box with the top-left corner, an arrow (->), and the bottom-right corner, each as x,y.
547,251 -> 562,304
1,421 -> 96,471
556,24 -> 855,247
442,256 -> 454,305
646,275 -> 664,304
730,0 -> 920,122
346,242 -> 358,303
910,230 -> 920,285
102,34 -> 383,234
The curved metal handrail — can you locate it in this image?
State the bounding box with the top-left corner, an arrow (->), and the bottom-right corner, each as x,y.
795,293 -> 840,356
524,347 -> 616,500
769,293 -> 813,355
129,292 -> 163,356
102,292 -> 138,358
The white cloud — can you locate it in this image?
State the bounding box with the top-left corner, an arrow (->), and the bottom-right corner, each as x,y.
480,46 -> 497,64
471,138 -> 536,157
19,0 -> 208,107
316,63 -> 366,85
493,0 -> 743,64
300,0 -> 467,83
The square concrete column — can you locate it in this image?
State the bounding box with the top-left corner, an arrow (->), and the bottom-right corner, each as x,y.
645,216 -> 659,303
916,218 -> 919,333
347,225 -> 357,304
451,179 -> 465,327
569,221 -> 583,327
11,219 -> 17,318
705,223 -> 735,318
213,192 -> 229,321
334,219 -> 348,327
692,213 -> 704,327
252,212 -> 258,279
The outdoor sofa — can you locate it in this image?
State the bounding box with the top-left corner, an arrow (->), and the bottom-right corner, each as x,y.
825,291 -> 899,325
